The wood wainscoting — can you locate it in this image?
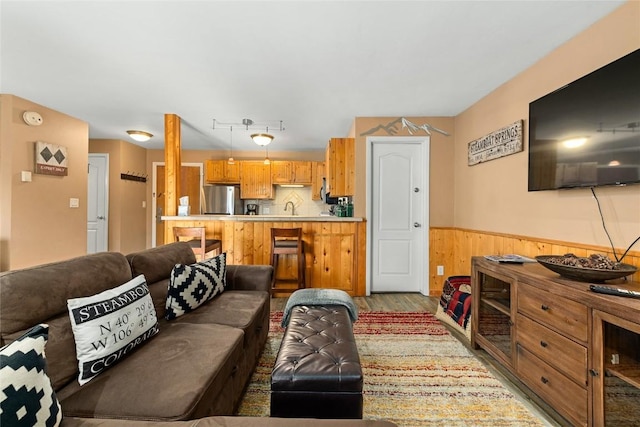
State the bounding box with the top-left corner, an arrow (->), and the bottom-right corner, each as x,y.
163,219 -> 367,296
428,227 -> 640,296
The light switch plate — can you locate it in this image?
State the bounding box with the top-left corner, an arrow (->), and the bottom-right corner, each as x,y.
21,171 -> 32,182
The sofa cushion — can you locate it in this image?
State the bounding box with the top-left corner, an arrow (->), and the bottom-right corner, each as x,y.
0,324 -> 62,427
165,253 -> 227,320
67,275 -> 159,385
126,242 -> 196,286
173,291 -> 268,341
57,322 -> 244,420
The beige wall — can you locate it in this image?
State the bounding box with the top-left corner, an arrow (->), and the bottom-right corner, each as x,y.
352,116 -> 455,223
90,139 -> 147,254
453,2 -> 640,250
0,95 -> 89,270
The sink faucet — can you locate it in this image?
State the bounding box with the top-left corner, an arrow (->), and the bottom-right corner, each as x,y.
284,201 -> 295,216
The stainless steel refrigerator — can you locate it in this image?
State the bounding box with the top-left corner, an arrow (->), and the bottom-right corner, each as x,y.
201,185 -> 243,215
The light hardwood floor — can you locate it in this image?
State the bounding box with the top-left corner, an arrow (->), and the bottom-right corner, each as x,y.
270,293 -> 567,427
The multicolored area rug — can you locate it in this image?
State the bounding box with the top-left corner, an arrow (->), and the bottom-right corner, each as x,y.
237,311 -> 547,426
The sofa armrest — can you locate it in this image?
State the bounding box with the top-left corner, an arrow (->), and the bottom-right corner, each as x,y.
225,265 -> 273,293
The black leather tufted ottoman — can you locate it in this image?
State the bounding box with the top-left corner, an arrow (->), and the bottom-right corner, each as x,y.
270,305 -> 363,419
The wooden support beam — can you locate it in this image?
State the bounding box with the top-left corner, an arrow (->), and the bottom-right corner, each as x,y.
164,114 -> 181,217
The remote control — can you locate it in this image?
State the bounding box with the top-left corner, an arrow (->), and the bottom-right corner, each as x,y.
590,285 -> 640,299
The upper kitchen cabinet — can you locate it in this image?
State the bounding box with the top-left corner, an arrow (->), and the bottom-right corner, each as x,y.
205,160 -> 240,184
311,162 -> 325,201
325,138 -> 355,196
240,161 -> 273,199
271,161 -> 313,185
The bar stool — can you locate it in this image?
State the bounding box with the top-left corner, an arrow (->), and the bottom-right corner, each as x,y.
173,227 -> 222,261
270,228 -> 305,293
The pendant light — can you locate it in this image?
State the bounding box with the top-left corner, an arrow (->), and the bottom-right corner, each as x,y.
228,126 -> 235,165
264,146 -> 270,165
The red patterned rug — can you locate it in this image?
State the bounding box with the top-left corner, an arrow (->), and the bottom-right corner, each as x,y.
237,311 -> 547,426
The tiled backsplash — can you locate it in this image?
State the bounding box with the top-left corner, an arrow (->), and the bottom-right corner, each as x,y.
245,187 -> 327,216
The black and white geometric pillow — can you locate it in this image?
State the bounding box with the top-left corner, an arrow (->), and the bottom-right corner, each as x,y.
165,252 -> 227,320
0,324 -> 62,427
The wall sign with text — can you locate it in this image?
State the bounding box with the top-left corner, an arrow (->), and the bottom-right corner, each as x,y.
35,141 -> 68,176
468,120 -> 523,166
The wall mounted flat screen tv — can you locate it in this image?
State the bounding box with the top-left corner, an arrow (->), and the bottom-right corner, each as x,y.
528,49 -> 640,191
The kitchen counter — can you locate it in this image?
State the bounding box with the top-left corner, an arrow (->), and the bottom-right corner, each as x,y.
161,216 -> 366,296
161,215 -> 364,222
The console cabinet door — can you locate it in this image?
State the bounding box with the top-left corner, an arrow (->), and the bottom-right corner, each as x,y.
592,309 -> 640,427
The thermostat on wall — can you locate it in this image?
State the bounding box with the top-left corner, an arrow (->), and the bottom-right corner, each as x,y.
23,111 -> 43,126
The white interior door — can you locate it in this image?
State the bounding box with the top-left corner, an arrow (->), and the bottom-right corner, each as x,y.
368,137 -> 429,294
87,154 -> 109,253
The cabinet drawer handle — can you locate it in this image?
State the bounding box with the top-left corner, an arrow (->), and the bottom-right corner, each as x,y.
540,376 -> 549,384
540,341 -> 548,348
540,304 -> 550,311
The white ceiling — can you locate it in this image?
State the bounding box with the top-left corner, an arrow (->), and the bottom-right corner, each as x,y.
0,0 -> 625,152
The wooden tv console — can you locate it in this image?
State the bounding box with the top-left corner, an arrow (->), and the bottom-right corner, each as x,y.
471,256 -> 640,427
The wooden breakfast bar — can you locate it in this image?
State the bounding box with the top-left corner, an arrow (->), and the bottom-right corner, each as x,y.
161,216 -> 366,296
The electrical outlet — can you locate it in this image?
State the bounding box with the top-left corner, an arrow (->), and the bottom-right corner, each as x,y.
69,198 -> 79,208
263,207 -> 270,214
437,265 -> 444,276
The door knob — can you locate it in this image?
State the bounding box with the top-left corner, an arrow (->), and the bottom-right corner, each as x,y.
414,187 -> 420,192
97,216 -> 105,220
413,222 -> 421,228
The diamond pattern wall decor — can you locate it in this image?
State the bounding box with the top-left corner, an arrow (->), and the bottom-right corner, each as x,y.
34,141 -> 68,176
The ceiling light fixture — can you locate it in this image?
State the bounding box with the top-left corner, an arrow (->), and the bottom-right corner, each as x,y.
252,133 -> 274,146
213,118 -> 284,148
126,130 -> 153,142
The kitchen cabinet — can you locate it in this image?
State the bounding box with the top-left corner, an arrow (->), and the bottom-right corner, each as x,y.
325,138 -> 354,197
271,161 -> 312,185
205,160 -> 240,184
240,161 -> 273,199
311,162 -> 325,201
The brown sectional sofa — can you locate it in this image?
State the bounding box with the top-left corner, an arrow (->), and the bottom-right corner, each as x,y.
1,242 -> 396,427
1,242 -> 272,420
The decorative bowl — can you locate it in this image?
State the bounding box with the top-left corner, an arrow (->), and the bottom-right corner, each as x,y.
535,255 -> 637,282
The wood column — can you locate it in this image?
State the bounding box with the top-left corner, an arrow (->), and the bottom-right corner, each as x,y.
164,114 -> 181,217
